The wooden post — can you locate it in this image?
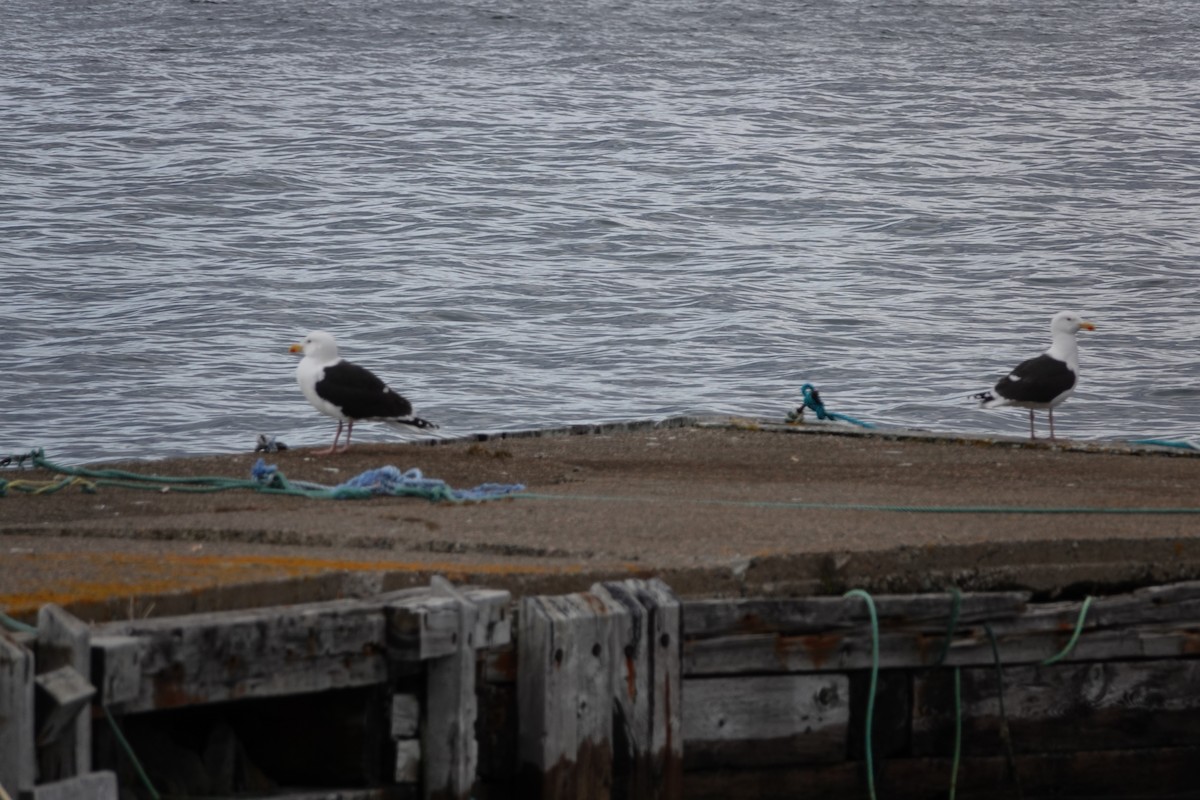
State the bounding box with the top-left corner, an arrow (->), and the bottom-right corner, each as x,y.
19,771 -> 118,800
35,605 -> 93,783
0,633 -> 36,796
595,579 -> 683,800
517,590 -> 625,800
423,576 -> 480,800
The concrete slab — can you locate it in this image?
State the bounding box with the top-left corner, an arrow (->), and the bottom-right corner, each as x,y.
2,418 -> 1199,622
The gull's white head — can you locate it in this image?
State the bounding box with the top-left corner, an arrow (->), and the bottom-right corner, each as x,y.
1050,311 -> 1096,336
289,330 -> 339,361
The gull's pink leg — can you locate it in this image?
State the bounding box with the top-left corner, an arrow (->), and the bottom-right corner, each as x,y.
317,421 -> 344,455
1048,408 -> 1056,441
1029,410 -> 1036,440
339,421 -> 355,453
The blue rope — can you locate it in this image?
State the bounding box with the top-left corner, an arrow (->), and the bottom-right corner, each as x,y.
788,383 -> 876,428
251,460 -> 525,502
0,449 -> 523,503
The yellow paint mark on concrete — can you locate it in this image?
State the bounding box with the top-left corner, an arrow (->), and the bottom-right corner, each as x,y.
0,550 -> 601,616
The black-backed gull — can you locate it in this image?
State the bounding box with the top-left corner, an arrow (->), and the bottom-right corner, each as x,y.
972,311 -> 1095,440
289,331 -> 437,454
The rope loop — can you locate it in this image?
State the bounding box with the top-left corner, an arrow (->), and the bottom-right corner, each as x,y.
1040,596 -> 1094,666
787,383 -> 876,428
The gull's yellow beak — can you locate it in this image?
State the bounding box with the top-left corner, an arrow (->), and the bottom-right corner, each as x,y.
289,343 -> 304,354
1080,320 -> 1096,331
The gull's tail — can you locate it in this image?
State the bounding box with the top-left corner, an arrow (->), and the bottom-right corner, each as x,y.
970,390 -> 1004,408
385,416 -> 440,433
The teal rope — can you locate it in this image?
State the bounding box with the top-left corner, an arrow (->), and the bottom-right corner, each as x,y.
513,491 -> 1200,515
932,587 -> 962,667
787,383 -> 877,429
0,610 -> 36,634
984,624 -> 1024,799
928,589 -> 963,798
1040,596 -> 1093,665
1,449 -> 522,503
950,667 -> 962,800
102,705 -> 160,800
1128,438 -> 1200,451
844,589 -> 880,800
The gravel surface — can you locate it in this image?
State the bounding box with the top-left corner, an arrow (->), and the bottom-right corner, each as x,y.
4,421 -> 1199,619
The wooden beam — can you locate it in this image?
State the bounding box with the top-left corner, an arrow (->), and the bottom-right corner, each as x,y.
95,599 -> 390,712
0,634 -> 35,795
422,577 -> 480,800
683,592 -> 1030,639
517,590 -> 624,800
596,578 -> 683,800
682,674 -> 849,768
34,605 -> 93,782
34,666 -> 94,746
913,658 -> 1200,755
682,745 -> 1200,800
17,771 -> 118,800
89,636 -> 143,707
684,622 -> 1200,675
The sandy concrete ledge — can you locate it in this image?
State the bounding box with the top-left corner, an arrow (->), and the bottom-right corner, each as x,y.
2,417 -> 1198,622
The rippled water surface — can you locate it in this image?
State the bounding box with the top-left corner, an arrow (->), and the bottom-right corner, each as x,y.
3,0 -> 1200,462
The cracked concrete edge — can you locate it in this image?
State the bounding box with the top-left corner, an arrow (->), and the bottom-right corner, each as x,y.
426,413 -> 1200,458
9,535 -> 1197,624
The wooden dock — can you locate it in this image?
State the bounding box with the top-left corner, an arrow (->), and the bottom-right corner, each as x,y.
5,575 -> 1200,798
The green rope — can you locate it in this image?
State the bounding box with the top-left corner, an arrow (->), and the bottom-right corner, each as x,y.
932,587 -> 962,667
102,705 -> 160,800
844,589 -> 880,800
2,449 -> 518,503
1040,596 -> 1093,666
513,492 -> 1200,515
929,588 -> 964,799
950,666 -> 962,800
984,624 -> 1024,799
0,610 -> 36,634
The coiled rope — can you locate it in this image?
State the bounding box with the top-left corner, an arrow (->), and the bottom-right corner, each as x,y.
787,383 -> 876,428
0,449 -> 524,503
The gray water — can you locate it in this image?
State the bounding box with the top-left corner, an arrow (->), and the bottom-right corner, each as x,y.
3,0 -> 1200,464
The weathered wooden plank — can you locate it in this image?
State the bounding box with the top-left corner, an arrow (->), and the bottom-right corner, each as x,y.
0,634 -> 36,795
683,583 -> 1200,663
517,590 -> 623,800
250,790 -> 416,800
913,658 -> 1200,755
386,587 -> 511,662
683,623 -> 1200,675
97,600 -> 389,712
90,636 -> 144,707
387,595 -> 462,662
18,771 -> 118,800
423,577 -> 479,800
682,746 -> 1200,800
483,643 -> 517,684
682,674 -> 849,768
683,591 -> 1031,638
34,605 -> 93,783
597,578 -> 683,800
34,666 -> 94,746
391,693 -> 420,738
467,588 -> 513,649
395,740 -> 422,784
